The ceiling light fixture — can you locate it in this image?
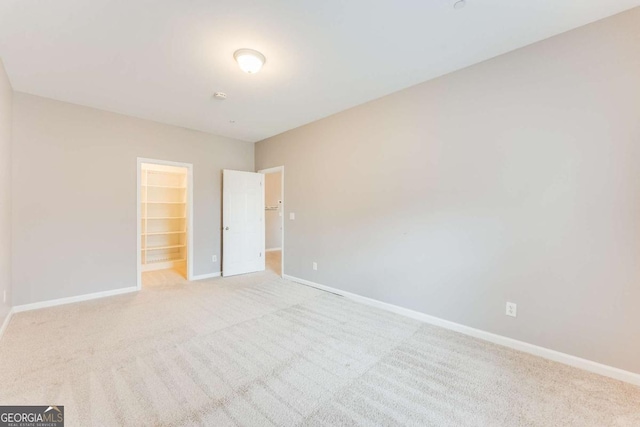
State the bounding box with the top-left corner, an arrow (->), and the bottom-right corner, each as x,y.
454,0 -> 466,9
233,49 -> 266,74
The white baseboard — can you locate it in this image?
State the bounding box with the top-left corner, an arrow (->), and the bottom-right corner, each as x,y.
283,274 -> 640,387
0,308 -> 14,341
190,271 -> 221,281
12,286 -> 139,313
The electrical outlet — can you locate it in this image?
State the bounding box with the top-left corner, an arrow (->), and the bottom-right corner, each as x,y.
506,302 -> 517,317
212,255 -> 217,263
312,262 -> 318,271
289,212 -> 295,220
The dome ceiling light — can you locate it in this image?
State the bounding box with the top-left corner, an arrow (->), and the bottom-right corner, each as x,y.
233,49 -> 266,74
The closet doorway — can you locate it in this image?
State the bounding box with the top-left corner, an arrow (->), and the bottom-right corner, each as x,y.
137,158 -> 193,288
259,166 -> 284,277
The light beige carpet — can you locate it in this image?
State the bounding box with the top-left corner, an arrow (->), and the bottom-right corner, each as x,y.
266,250 -> 282,277
0,269 -> 638,426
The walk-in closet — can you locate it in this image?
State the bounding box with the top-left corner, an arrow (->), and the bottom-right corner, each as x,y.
140,162 -> 189,279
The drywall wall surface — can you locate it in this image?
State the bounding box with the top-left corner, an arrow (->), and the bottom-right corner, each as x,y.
0,59 -> 12,323
256,8 -> 640,373
265,171 -> 282,249
12,93 -> 254,305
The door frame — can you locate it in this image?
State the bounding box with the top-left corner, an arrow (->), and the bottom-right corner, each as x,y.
137,157 -> 194,289
258,166 -> 284,277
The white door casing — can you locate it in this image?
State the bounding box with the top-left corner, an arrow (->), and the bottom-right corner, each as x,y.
222,170 -> 265,276
258,166 -> 285,277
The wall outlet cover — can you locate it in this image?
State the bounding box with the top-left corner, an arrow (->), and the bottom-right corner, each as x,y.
506,302 -> 517,317
313,262 -> 318,270
212,255 -> 217,263
289,212 -> 295,220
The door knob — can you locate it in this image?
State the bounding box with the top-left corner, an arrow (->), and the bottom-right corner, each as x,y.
224,227 -> 229,230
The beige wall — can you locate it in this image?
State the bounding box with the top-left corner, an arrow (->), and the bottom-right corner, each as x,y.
265,171 -> 282,250
256,8 -> 640,374
12,93 -> 254,306
0,60 -> 12,323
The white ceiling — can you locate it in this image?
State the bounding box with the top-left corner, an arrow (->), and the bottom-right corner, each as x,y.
1,0 -> 639,142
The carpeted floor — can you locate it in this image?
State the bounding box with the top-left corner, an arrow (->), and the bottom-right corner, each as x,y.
0,269 -> 638,426
266,250 -> 282,276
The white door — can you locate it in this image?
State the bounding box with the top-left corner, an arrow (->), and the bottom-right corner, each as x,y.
222,170 -> 265,276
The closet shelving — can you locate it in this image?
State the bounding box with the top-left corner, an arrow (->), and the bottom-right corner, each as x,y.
141,165 -> 188,271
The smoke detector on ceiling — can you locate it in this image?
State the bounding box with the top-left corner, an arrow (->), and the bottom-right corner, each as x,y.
213,92 -> 227,100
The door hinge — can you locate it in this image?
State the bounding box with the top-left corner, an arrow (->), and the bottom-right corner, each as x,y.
259,252 -> 262,257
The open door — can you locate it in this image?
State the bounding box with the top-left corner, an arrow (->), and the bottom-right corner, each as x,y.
222,170 -> 265,277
